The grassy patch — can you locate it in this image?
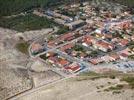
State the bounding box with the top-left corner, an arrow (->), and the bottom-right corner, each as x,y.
128,55 -> 134,60
104,84 -> 124,92
56,26 -> 69,35
76,71 -> 108,81
112,91 -> 121,94
16,42 -> 29,54
78,71 -> 118,81
74,77 -> 91,81
109,75 -> 116,79
40,54 -> 48,60
0,14 -> 56,32
121,77 -> 134,89
73,44 -> 85,52
109,85 -> 124,90
60,9 -> 76,17
79,71 -> 100,76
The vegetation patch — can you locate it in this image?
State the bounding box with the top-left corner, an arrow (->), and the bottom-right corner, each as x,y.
73,45 -> 85,52
112,91 -> 121,94
40,54 -> 48,60
56,26 -> 69,35
108,84 -> 124,90
109,75 -> 116,79
89,50 -> 99,57
128,55 -> 134,60
0,0 -> 59,16
77,71 -> 108,81
104,84 -> 124,93
16,42 -> 29,54
60,9 -> 76,17
0,14 -> 56,32
79,71 -> 100,76
121,77 -> 134,89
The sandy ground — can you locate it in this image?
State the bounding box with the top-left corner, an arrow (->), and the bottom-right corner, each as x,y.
0,27 -> 32,100
18,77 -> 134,100
0,27 -> 58,99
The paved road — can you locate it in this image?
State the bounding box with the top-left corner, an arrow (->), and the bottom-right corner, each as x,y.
55,49 -> 93,70
12,14 -> 134,100
33,31 -> 95,58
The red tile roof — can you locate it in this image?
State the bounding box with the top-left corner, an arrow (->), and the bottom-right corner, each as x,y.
61,43 -> 74,51
109,53 -> 120,60
58,59 -> 69,66
119,39 -> 129,46
96,40 -> 114,49
83,35 -> 94,45
48,40 -> 56,47
48,57 -> 58,63
65,63 -> 80,72
89,58 -> 103,65
120,53 -> 128,57
59,33 -> 74,41
31,43 -> 42,52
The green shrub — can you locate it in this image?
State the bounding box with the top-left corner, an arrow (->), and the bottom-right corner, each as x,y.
121,77 -> 134,89
16,42 -> 29,54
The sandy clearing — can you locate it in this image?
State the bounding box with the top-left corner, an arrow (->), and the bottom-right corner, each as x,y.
17,77 -> 134,100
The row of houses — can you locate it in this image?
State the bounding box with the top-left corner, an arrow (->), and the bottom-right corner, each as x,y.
45,10 -> 86,30
47,30 -> 84,48
80,34 -> 115,52
40,52 -> 85,73
89,48 -> 133,65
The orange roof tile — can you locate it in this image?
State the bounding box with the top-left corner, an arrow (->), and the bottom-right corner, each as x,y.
58,59 -> 69,66
109,53 -> 120,60
61,43 -> 74,51
31,43 -> 42,51
119,39 -> 129,46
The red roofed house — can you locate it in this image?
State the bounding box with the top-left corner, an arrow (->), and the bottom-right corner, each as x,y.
61,43 -> 74,51
119,53 -> 128,60
31,43 -> 43,53
48,57 -> 58,66
94,40 -> 114,52
89,58 -> 104,65
119,48 -> 132,56
65,62 -> 81,73
58,59 -> 70,67
59,33 -> 74,41
82,35 -> 95,47
119,39 -> 129,47
109,53 -> 120,61
48,40 -> 56,47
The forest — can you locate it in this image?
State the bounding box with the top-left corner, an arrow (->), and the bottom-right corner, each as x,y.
110,0 -> 134,7
0,0 -> 134,17
0,0 -> 62,16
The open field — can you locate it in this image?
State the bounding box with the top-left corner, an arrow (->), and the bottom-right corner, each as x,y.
0,27 -> 59,100
17,75 -> 134,100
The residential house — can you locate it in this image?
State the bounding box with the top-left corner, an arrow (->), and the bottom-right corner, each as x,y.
31,43 -> 43,54
119,39 -> 129,47
94,40 -> 114,52
109,53 -> 120,61
89,58 -> 104,65
65,62 -> 81,73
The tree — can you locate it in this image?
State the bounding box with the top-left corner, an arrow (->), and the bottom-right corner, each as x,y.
38,0 -> 48,9
0,0 -> 57,16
